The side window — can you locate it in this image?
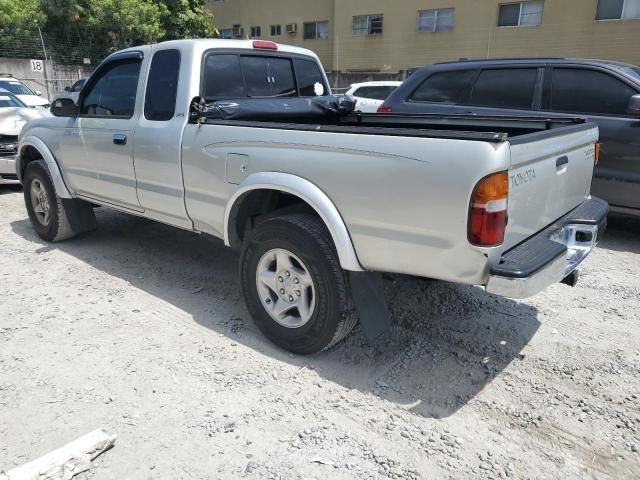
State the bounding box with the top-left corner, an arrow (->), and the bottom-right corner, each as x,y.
204,54 -> 246,100
410,70 -> 477,104
551,68 -> 637,116
293,58 -> 327,96
354,86 -> 394,100
144,49 -> 180,121
81,59 -> 141,117
469,68 -> 538,109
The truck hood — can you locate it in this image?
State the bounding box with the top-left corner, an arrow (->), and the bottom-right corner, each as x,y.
0,107 -> 52,136
16,94 -> 50,108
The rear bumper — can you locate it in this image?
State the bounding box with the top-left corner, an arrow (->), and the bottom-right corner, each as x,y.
486,197 -> 608,299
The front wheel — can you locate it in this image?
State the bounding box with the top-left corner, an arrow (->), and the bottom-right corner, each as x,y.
240,214 -> 358,354
23,159 -> 95,242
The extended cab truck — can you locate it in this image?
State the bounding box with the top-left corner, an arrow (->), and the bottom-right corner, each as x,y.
17,40 -> 608,354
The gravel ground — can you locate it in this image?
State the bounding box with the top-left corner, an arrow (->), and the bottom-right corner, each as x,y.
1,184 -> 639,480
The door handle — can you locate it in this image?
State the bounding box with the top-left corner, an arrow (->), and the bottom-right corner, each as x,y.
113,134 -> 127,145
556,156 -> 569,168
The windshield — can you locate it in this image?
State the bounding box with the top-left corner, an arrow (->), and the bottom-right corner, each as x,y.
0,93 -> 26,108
0,80 -> 36,95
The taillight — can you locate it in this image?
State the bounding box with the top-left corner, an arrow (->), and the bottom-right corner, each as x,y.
252,40 -> 278,50
377,106 -> 392,113
594,143 -> 600,165
468,171 -> 508,246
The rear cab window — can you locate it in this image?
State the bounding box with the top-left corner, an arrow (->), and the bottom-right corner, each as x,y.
203,50 -> 328,100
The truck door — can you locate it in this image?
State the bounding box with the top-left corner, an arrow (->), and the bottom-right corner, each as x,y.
76,52 -> 143,210
132,48 -> 192,229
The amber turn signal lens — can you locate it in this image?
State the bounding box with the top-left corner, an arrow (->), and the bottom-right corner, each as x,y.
468,171 -> 509,247
594,143 -> 600,165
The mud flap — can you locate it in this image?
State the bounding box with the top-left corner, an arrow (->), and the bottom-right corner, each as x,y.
347,271 -> 390,340
62,198 -> 97,235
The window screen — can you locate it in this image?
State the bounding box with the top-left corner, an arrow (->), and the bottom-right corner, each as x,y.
293,58 -> 328,96
418,9 -> 455,32
469,68 -> 538,109
497,3 -> 522,26
81,59 -> 141,117
410,70 -> 477,104
204,54 -> 246,100
144,49 -> 180,121
551,68 -> 637,115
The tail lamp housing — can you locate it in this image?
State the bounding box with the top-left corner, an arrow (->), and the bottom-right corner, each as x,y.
468,171 -> 509,246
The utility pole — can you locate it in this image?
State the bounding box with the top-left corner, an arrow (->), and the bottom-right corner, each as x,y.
37,24 -> 51,99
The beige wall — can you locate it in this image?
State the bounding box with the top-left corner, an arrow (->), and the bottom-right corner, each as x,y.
208,0 -> 640,73
207,0 -> 336,69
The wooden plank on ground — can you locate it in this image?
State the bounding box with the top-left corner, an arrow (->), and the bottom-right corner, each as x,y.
1,429 -> 116,480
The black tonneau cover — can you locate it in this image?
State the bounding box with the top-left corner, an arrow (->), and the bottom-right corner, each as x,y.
190,96 -> 590,143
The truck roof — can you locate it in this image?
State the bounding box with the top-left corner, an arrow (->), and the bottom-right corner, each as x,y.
110,39 -> 322,65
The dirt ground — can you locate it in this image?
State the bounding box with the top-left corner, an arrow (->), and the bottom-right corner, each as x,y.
0,184 -> 638,480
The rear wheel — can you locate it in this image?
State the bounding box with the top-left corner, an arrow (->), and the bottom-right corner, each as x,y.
240,214 -> 358,354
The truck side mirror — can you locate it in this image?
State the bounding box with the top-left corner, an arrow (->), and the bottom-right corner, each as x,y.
35,90 -> 42,96
627,94 -> 640,117
51,97 -> 78,117
64,86 -> 71,92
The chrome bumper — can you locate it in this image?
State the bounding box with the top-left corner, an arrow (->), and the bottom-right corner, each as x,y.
486,197 -> 608,299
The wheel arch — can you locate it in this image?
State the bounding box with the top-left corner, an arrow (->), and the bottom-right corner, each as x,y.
18,136 -> 72,199
224,172 -> 364,272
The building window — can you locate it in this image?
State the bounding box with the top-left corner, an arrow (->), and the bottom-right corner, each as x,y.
352,14 -> 383,36
218,28 -> 234,39
596,0 -> 640,20
250,26 -> 261,37
417,8 -> 455,32
270,24 -> 282,36
497,1 -> 544,27
303,21 -> 329,40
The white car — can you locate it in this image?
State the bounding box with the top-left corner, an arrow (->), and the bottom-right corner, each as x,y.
0,89 -> 50,182
0,75 -> 50,109
345,81 -> 402,113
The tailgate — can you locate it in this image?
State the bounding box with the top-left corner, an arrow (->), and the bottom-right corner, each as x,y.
504,123 -> 599,250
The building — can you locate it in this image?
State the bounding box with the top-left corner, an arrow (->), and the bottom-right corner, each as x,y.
207,0 -> 640,86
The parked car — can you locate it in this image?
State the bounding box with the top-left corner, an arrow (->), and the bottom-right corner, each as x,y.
0,74 -> 50,109
17,40 -> 606,354
379,58 -> 640,217
0,89 -> 51,182
345,81 -> 401,112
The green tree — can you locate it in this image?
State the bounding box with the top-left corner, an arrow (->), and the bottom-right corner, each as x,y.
0,0 -> 217,63
0,0 -> 45,28
159,0 -> 217,40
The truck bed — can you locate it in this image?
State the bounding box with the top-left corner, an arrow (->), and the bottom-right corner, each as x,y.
194,97 -> 592,143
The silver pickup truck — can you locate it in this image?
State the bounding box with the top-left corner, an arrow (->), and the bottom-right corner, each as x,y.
17,39 -> 607,354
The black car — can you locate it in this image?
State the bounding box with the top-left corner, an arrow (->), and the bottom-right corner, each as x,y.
380,58 -> 640,217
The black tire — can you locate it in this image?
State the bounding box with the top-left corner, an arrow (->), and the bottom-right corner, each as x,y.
23,160 -> 80,242
240,214 -> 358,354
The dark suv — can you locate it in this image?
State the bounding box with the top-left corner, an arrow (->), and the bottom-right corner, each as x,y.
380,58 -> 640,217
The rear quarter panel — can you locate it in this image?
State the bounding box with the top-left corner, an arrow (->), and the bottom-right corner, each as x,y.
181,124 -> 511,284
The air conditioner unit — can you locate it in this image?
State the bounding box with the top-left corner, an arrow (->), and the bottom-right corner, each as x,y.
232,25 -> 244,37
286,23 -> 297,34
